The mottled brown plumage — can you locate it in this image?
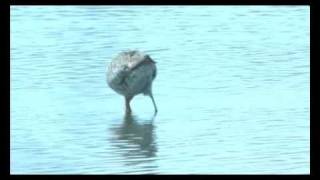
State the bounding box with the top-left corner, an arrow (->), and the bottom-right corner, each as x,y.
107,50 -> 157,114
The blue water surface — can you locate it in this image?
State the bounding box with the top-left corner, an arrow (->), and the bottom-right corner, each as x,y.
11,6 -> 310,174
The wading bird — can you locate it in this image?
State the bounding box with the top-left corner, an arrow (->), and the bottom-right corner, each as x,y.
107,50 -> 157,115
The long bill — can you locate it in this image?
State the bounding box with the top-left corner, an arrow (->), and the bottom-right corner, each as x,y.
149,93 -> 158,114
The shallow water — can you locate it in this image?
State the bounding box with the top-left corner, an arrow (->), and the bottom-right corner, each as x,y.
10,6 -> 310,174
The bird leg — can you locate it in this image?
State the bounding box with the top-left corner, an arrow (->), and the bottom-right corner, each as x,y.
149,93 -> 158,114
125,96 -> 133,115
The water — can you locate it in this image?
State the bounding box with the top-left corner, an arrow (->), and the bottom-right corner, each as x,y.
10,6 -> 310,174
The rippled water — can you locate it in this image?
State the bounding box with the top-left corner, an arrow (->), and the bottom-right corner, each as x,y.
10,6 -> 310,174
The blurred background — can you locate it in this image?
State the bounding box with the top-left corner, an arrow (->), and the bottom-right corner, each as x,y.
10,6 -> 309,174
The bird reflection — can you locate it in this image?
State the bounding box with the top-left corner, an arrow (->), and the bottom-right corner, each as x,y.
110,114 -> 157,168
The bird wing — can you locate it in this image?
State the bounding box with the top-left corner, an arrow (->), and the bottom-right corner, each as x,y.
128,55 -> 156,71
107,53 -> 156,87
107,63 -> 129,86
